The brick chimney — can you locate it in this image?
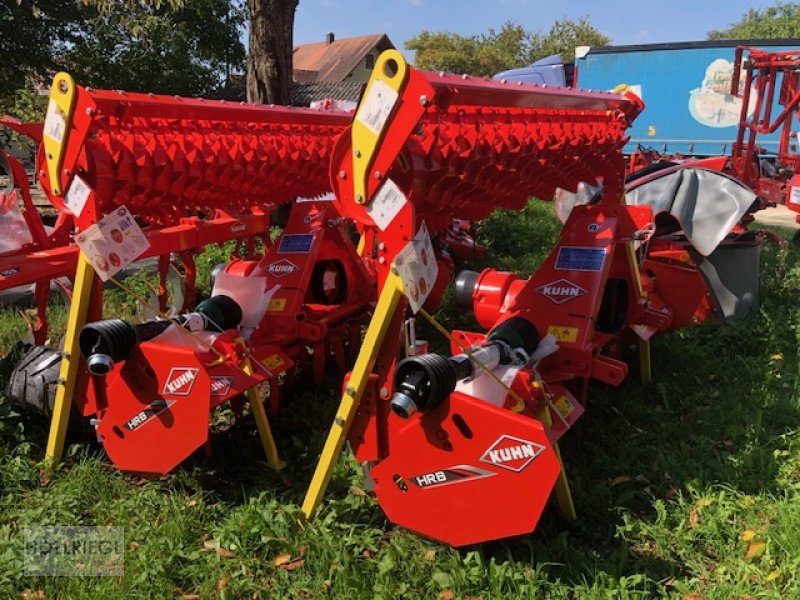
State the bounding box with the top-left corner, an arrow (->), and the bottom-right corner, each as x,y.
326,32 -> 335,44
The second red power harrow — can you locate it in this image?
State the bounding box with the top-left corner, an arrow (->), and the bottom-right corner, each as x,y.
298,51 -> 762,546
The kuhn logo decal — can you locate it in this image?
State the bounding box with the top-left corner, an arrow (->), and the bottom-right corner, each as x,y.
210,376 -> 233,396
162,367 -> 199,396
265,259 -> 300,278
480,434 -> 545,472
535,278 -> 587,305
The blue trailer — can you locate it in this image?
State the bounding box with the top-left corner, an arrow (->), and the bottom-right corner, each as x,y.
496,40 -> 800,156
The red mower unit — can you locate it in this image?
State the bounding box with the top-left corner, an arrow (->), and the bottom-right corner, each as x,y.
298,50 -> 765,547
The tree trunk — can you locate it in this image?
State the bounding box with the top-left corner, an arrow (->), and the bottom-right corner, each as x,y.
247,0 -> 298,105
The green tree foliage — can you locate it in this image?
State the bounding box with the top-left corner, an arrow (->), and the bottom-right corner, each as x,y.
0,1 -> 84,100
63,0 -> 246,97
406,17 -> 609,76
0,0 -> 244,122
708,1 -> 800,39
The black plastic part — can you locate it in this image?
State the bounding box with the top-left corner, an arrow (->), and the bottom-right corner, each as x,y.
488,316 -> 540,356
392,353 -> 458,416
195,294 -> 243,331
453,270 -> 479,309
79,318 -> 170,366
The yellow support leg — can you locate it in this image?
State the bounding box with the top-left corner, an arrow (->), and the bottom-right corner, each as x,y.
301,271 -> 404,520
538,406 -> 577,521
242,357 -> 286,471
639,338 -> 652,385
45,252 -> 95,462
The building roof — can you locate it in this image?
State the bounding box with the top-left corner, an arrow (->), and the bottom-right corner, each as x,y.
209,76 -> 364,107
290,81 -> 365,106
293,33 -> 394,82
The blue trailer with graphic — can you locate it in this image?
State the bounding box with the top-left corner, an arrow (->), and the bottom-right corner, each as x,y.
495,40 -> 800,157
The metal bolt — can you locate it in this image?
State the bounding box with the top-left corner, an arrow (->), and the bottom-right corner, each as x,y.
334,416 -> 345,426
63,169 -> 70,176
345,385 -> 355,396
58,79 -> 68,93
339,170 -> 347,179
85,107 -> 94,116
378,242 -> 386,251
374,171 -> 382,180
354,149 -> 362,158
501,79 -> 507,84
378,256 -> 386,264
419,95 -> 428,106
38,170 -> 45,177
461,74 -> 468,80
355,194 -> 364,203
379,387 -> 390,399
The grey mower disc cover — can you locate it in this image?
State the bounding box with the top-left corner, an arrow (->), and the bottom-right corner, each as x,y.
626,167 -> 757,256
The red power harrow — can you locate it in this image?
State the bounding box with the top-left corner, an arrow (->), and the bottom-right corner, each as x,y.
36,72 -> 379,472
298,51 -> 763,546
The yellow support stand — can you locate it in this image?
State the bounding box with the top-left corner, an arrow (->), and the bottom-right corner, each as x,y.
45,252 -> 95,462
242,356 -> 286,470
538,406 -> 577,521
301,270 -> 404,519
639,338 -> 652,385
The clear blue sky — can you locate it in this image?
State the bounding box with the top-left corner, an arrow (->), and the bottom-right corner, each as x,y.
294,0 -> 787,58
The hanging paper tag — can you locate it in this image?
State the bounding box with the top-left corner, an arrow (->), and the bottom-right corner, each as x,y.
394,222 -> 438,314
75,206 -> 150,282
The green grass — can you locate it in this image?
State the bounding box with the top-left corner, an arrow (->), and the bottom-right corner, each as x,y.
1,202 -> 799,598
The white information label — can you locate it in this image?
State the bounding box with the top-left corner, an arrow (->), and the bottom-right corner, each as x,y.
790,186 -> 800,205
355,79 -> 398,135
394,222 -> 438,314
75,206 -> 150,282
43,100 -> 65,144
64,175 -> 91,217
367,178 -> 407,231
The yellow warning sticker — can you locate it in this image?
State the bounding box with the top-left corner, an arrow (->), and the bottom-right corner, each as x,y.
554,395 -> 575,419
267,298 -> 287,312
263,354 -> 284,371
547,325 -> 578,343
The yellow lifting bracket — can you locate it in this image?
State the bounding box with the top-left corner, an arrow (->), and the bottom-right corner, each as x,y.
43,72 -> 77,197
45,252 -> 95,462
301,270 -> 405,519
351,50 -> 409,205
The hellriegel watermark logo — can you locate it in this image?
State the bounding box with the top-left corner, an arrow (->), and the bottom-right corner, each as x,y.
24,526 -> 124,576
